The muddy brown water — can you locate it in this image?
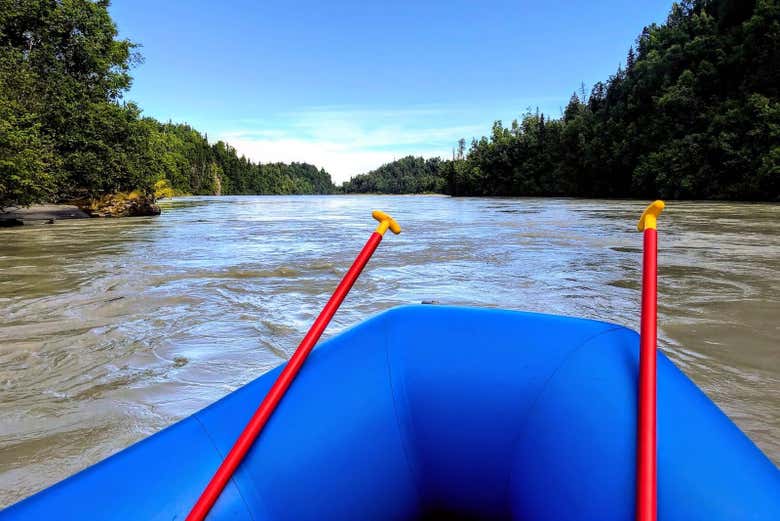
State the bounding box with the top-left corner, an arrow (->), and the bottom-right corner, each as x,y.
1,195 -> 778,506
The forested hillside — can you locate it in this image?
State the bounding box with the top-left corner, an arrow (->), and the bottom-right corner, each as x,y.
141,121 -> 334,196
344,0 -> 779,201
0,0 -> 334,209
342,156 -> 447,194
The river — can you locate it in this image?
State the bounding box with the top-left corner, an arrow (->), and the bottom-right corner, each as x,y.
0,195 -> 778,506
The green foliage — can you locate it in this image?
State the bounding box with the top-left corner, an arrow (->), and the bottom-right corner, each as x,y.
0,0 -> 334,208
0,0 -> 143,203
207,140 -> 335,195
153,179 -> 175,199
344,0 -> 779,201
0,50 -> 57,207
342,156 -> 447,194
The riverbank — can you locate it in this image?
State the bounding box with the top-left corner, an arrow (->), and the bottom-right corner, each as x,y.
0,204 -> 90,226
1,192 -> 161,226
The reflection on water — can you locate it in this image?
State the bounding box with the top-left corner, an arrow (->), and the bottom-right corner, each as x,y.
0,195 -> 778,505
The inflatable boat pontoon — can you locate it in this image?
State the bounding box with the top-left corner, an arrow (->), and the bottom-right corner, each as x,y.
2,305 -> 778,520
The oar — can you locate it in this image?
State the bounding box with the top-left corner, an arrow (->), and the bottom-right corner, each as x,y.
186,210 -> 401,521
636,200 -> 665,521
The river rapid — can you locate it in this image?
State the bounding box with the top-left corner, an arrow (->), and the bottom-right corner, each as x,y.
1,195 -> 778,506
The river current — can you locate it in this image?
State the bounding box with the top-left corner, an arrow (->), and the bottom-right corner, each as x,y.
1,195 -> 777,506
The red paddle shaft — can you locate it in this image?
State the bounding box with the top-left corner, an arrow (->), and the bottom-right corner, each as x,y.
187,211 -> 400,521
636,200 -> 664,521
637,227 -> 657,521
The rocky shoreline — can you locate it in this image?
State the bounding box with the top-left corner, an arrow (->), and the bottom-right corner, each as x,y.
1,205 -> 88,226
1,193 -> 160,226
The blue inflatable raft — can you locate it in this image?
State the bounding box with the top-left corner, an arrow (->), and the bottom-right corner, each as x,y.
2,306 -> 779,520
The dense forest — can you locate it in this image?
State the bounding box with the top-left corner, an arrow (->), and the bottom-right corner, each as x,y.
342,156 -> 447,194
0,0 -> 334,209
142,121 -> 334,197
344,0 -> 779,201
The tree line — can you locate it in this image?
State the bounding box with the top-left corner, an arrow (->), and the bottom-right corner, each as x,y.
343,0 -> 779,201
144,121 -> 335,197
0,0 -> 335,209
342,156 -> 447,194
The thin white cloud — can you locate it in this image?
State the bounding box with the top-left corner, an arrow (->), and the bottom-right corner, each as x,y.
216,106 -> 486,184
218,136 -> 448,184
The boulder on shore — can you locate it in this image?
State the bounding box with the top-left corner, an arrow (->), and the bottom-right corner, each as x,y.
76,191 -> 161,218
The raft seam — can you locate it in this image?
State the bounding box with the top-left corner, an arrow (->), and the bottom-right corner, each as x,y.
383,314 -> 426,512
503,324 -> 624,517
193,413 -> 258,521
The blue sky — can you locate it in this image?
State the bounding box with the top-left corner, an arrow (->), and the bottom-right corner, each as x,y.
110,0 -> 672,183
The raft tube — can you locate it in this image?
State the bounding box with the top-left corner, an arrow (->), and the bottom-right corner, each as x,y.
2,306 -> 779,520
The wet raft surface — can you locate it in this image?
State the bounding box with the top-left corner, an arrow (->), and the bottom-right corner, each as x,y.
0,196 -> 778,506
